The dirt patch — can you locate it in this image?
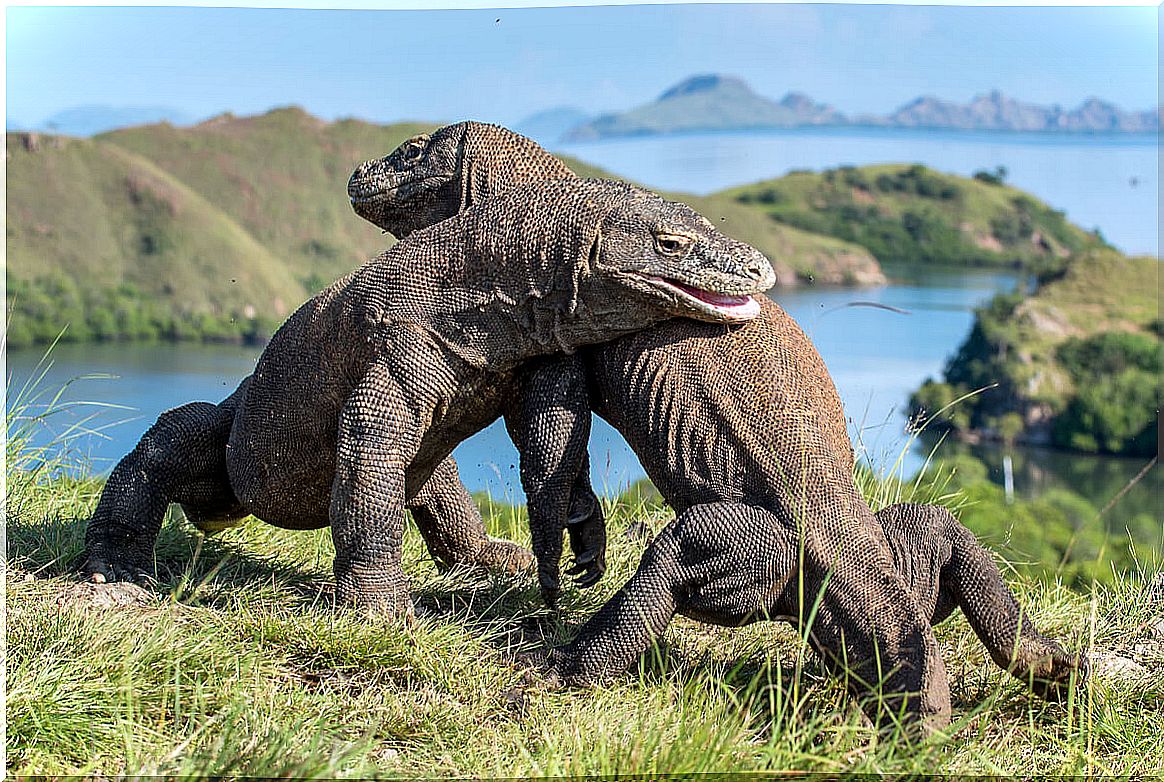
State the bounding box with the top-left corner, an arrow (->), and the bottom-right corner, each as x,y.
961,222 -> 1005,252
1015,302 -> 1078,341
802,251 -> 887,286
851,187 -> 876,205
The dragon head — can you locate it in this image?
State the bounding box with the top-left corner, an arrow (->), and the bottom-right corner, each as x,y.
590,183 -> 775,323
349,121 -> 574,239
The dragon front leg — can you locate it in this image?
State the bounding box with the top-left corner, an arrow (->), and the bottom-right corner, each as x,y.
329,363 -> 418,619
506,354 -> 606,606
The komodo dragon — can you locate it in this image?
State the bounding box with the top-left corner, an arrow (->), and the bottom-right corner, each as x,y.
81,178 -> 775,616
347,122 -> 1084,725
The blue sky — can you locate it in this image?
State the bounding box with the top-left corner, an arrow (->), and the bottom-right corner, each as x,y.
5,3 -> 1158,128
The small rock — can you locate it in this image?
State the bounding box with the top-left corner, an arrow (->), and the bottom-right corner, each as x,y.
373,746 -> 400,764
1089,651 -> 1149,684
57,581 -> 157,610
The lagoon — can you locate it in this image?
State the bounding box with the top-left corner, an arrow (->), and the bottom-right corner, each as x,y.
7,267 -> 1012,490
7,266 -> 1157,537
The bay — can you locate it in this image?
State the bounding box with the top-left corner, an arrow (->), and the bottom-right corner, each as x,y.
8,267 -> 1002,491
7,266 -> 1152,524
7,273 -> 1156,540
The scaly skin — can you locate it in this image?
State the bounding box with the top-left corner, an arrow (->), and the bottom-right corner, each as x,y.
350,122 -> 604,592
348,122 -> 1086,726
81,178 -> 775,617
551,502 -> 1083,707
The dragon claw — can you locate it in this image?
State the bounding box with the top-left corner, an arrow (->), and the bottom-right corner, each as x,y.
79,551 -> 155,587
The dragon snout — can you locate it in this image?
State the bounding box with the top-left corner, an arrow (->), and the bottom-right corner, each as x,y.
737,249 -> 777,292
348,159 -> 386,199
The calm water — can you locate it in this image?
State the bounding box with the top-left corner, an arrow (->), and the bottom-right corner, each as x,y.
7,272 -> 1158,532
557,127 -> 1159,256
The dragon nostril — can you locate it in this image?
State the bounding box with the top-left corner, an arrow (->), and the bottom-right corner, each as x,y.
746,254 -> 773,281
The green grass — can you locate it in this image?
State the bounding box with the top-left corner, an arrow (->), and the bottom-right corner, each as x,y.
7,413 -> 1163,775
5,116 -> 436,348
99,111 -> 436,285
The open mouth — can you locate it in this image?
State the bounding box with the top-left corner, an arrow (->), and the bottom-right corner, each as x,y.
640,275 -> 760,321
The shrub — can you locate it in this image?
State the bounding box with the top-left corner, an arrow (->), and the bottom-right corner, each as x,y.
840,166 -> 871,191
1056,331 -> 1161,379
1053,368 -> 1159,455
6,275 -> 278,347
972,166 -> 1008,185
990,212 -> 1033,244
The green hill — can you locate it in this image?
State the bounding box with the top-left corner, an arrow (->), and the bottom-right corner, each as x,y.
6,115 -> 434,347
6,110 -> 890,348
99,109 -> 435,289
5,133 -> 305,345
911,250 -> 1161,456
729,164 -> 1103,269
677,193 -> 885,286
17,115 -> 1119,350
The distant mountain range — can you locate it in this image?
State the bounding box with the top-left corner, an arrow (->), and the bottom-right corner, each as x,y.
555,75 -> 1160,141
869,90 -> 1160,133
7,105 -> 196,137
16,78 -> 1158,143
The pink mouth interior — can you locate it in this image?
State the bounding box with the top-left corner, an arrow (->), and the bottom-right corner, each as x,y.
669,279 -> 748,307
660,277 -> 759,318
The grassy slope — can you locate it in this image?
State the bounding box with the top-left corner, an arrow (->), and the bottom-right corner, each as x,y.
680,193 -> 885,285
7,472 -> 1162,777
99,110 -> 435,287
5,135 -> 304,332
6,113 -> 885,346
999,250 -> 1159,403
1019,250 -> 1160,335
9,114 -> 1134,348
728,164 -> 1101,268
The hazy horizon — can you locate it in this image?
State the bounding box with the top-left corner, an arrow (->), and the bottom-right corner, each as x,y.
6,4 -> 1158,131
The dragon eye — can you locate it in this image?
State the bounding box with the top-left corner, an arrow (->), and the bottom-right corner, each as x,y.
655,233 -> 692,255
397,135 -> 429,164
